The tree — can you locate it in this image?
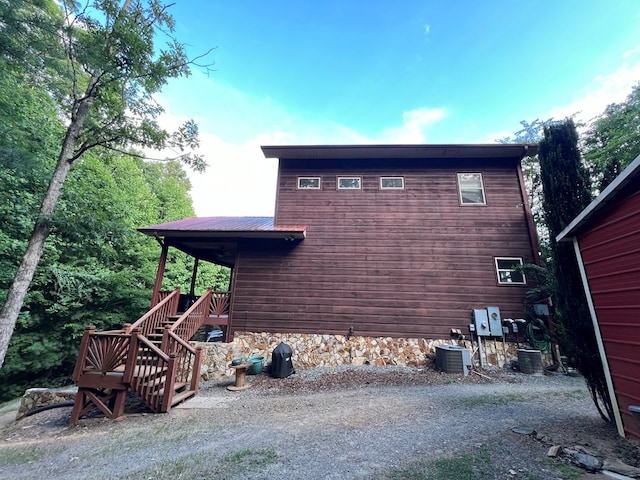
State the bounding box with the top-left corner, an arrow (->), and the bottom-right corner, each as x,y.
0,0 -> 209,371
583,83 -> 640,191
498,119 -> 554,248
539,119 -> 613,422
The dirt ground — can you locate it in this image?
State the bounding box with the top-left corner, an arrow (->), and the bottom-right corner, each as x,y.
1,366 -> 639,479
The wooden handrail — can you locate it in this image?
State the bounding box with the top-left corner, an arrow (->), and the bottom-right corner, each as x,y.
164,289 -> 212,351
130,287 -> 180,336
164,330 -> 202,399
129,330 -> 173,413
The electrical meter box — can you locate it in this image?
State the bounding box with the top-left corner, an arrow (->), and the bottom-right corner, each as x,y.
486,306 -> 502,336
473,309 -> 491,336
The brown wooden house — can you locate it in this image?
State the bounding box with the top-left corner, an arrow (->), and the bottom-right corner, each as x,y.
557,153 -> 640,440
139,144 -> 540,342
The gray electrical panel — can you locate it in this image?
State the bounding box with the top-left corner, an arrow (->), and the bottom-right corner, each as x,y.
473,309 -> 491,336
486,306 -> 502,336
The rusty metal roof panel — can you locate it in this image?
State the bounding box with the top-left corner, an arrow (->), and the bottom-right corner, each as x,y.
138,216 -> 306,239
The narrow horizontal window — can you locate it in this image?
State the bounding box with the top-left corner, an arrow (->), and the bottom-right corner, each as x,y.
495,257 -> 526,284
297,177 -> 321,189
380,177 -> 404,189
337,176 -> 361,189
457,172 -> 486,205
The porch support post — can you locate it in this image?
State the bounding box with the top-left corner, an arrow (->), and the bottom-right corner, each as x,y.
151,241 -> 169,307
189,258 -> 199,297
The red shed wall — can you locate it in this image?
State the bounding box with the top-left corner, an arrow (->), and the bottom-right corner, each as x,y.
231,159 -> 537,339
577,188 -> 640,439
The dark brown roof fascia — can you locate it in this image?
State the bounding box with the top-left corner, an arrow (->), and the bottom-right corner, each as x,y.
261,143 -> 538,160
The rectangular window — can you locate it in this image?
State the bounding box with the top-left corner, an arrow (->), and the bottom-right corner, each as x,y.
495,257 -> 526,284
457,173 -> 486,204
337,176 -> 361,189
297,177 -> 321,189
380,177 -> 404,189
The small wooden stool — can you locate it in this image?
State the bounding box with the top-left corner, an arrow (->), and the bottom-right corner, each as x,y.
227,362 -> 253,391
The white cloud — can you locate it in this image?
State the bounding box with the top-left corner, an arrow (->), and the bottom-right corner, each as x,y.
543,46 -> 640,125
187,132 -> 281,217
380,107 -> 447,143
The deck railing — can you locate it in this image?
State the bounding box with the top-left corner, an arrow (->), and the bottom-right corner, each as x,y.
71,286 -> 212,423
165,330 -> 202,394
72,326 -> 135,382
209,290 -> 230,317
164,289 -> 212,352
129,288 -> 180,337
128,329 -> 175,413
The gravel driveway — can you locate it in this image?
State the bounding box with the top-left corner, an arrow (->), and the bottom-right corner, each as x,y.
0,366 -> 637,479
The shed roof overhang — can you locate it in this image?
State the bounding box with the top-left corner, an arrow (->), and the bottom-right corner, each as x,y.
138,217 -> 305,267
262,143 -> 538,162
557,153 -> 640,242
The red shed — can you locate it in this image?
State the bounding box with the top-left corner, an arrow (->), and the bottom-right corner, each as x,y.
557,154 -> 640,439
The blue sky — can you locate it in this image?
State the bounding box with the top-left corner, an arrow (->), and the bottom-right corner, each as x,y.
155,1 -> 640,217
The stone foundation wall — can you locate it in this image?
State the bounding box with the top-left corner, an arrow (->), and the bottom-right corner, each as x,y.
197,331 -> 550,381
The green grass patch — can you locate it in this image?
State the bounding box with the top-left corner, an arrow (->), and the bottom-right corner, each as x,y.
133,447 -> 280,480
0,445 -> 58,466
0,398 -> 21,416
562,389 -> 588,400
134,451 -> 207,479
461,393 -> 524,407
384,447 -> 494,480
217,447 -> 279,475
553,462 -> 584,480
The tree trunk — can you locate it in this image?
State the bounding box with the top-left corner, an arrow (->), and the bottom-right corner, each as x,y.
0,86 -> 95,370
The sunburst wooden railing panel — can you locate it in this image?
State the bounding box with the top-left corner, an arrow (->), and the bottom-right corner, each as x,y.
72,326 -> 133,380
209,291 -> 230,317
70,326 -> 139,424
130,287 -> 180,337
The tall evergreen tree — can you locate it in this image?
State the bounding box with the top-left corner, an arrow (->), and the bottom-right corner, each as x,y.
539,119 -> 613,422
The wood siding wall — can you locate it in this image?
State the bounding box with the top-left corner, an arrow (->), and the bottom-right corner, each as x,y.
231,158 -> 537,339
577,188 -> 640,439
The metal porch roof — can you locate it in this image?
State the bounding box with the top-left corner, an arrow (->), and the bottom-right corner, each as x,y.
139,216 -> 306,239
138,217 -> 306,266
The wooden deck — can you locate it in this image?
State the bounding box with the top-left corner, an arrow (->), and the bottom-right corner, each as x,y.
70,288 -> 212,424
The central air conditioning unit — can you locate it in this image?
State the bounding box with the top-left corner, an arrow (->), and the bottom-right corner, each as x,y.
517,348 -> 544,375
436,345 -> 473,375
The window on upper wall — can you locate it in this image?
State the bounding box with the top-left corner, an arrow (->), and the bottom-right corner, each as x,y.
380,176 -> 404,189
495,257 -> 526,284
337,176 -> 361,189
297,177 -> 321,189
457,172 -> 486,204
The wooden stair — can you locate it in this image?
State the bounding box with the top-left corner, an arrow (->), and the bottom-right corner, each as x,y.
70,288 -> 207,424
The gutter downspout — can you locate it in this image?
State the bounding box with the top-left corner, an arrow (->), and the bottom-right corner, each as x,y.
516,162 -> 541,266
571,237 -> 625,437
